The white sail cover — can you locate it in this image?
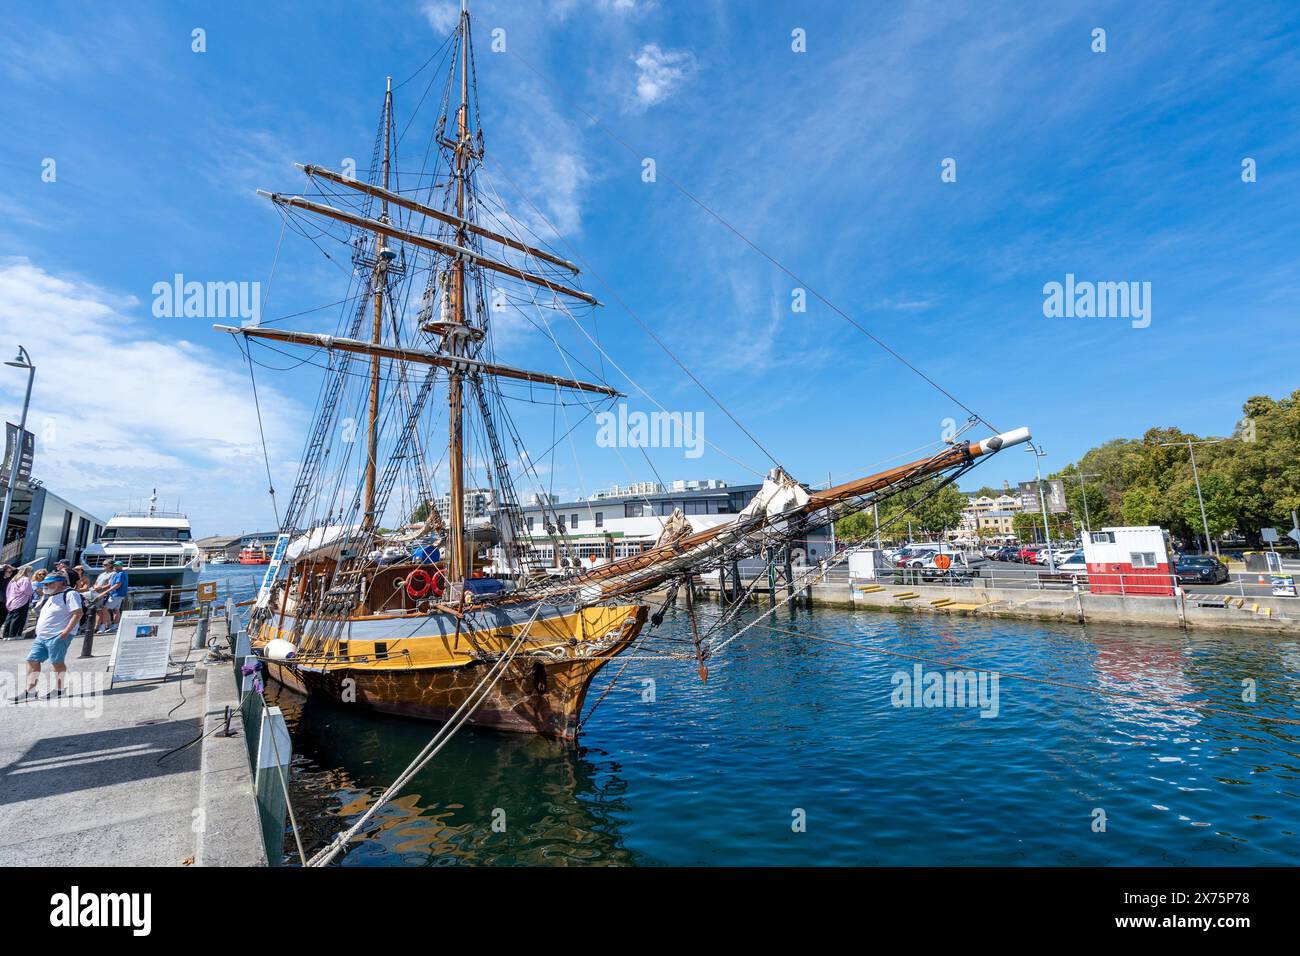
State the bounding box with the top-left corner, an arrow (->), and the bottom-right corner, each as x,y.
287,524 -> 368,563
739,467 -> 810,521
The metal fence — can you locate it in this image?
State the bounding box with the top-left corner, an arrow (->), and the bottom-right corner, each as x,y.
847,562 -> 1299,600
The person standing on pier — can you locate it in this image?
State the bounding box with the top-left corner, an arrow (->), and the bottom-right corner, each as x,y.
0,564 -> 13,632
56,560 -> 80,590
13,573 -> 83,701
3,566 -> 33,640
93,560 -> 127,633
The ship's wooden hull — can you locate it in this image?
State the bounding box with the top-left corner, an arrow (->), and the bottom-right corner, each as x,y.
254,602 -> 647,740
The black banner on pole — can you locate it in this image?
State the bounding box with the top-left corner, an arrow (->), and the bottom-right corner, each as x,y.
1,421 -> 35,489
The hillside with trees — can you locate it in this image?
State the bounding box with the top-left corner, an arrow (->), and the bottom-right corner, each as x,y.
832,389 -> 1300,547
1051,390 -> 1300,547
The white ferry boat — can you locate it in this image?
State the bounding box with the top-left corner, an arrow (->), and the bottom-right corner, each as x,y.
82,490 -> 203,604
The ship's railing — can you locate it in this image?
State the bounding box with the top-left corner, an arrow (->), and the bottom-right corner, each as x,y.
86,552 -> 195,570
110,510 -> 189,519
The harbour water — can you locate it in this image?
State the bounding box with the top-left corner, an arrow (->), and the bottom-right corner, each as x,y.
231,589 -> 1300,867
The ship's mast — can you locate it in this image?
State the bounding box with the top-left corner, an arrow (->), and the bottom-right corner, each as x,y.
234,0 -> 608,580
446,2 -> 471,589
363,77 -> 393,533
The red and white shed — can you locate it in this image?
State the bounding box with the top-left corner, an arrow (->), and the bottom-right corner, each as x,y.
1082,526 -> 1174,596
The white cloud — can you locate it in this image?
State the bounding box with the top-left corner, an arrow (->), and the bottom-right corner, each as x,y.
422,0 -> 461,35
0,258 -> 302,535
206,127 -> 300,201
547,0 -> 655,20
632,43 -> 695,109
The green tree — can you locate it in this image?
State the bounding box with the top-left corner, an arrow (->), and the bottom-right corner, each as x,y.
835,478 -> 968,543
1013,511 -> 1073,543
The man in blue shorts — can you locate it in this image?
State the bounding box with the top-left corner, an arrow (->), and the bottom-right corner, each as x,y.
14,573 -> 83,702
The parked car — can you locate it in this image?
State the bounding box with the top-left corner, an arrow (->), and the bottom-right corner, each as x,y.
1053,553 -> 1089,578
1015,546 -> 1038,563
915,550 -> 984,582
897,545 -> 960,569
1175,554 -> 1230,585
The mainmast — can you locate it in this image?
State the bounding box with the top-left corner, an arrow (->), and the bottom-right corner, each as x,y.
446,2 -> 471,591
363,76 -> 393,533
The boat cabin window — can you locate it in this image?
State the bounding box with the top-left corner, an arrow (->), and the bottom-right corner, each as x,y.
374,642 -> 388,660
102,527 -> 191,541
1130,552 -> 1157,569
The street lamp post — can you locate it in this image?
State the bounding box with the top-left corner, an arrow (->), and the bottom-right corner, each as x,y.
1158,439 -> 1222,556
1027,444 -> 1055,571
0,347 -> 35,559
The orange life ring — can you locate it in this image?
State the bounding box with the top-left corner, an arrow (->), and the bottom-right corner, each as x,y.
405,568 -> 433,599
934,554 -> 952,570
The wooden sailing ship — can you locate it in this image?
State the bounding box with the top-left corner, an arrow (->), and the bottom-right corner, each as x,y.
219,2 -> 1030,739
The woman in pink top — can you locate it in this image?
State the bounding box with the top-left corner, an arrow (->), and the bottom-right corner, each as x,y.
4,567 -> 33,640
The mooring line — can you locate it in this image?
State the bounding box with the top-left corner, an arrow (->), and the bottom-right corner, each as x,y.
305,602 -> 544,867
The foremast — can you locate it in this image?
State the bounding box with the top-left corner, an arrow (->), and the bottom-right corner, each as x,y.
363,76 -> 394,534
221,0 -> 615,603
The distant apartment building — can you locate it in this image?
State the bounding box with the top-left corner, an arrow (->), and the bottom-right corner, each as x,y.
589,481 -> 665,500
434,487 -> 496,522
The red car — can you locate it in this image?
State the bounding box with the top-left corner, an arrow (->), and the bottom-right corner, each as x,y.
1016,546 -> 1039,563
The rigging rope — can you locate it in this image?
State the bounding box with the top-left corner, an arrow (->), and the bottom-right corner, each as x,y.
305,601 -> 545,866
500,36 -> 1001,435
239,338 -> 281,528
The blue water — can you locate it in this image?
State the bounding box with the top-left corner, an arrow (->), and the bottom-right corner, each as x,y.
199,564 -> 267,605
246,591 -> 1300,866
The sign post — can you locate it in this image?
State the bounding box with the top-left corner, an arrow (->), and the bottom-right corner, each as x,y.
108,609 -> 173,687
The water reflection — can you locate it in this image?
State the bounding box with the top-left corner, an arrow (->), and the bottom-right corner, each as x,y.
270,687 -> 642,866
266,607 -> 1300,866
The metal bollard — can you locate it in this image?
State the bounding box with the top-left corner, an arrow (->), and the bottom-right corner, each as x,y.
193,603 -> 211,650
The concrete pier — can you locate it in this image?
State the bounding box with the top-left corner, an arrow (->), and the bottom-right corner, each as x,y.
701,577 -> 1300,633
0,616 -> 265,866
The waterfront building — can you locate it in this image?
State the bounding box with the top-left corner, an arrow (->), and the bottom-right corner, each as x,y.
514,481 -> 832,570
195,533 -> 244,561
0,481 -> 104,568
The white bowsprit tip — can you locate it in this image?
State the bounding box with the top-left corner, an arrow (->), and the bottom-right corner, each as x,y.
975,426 -> 1031,456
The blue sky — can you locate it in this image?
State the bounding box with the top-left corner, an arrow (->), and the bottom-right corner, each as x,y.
1,0 -> 1297,536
